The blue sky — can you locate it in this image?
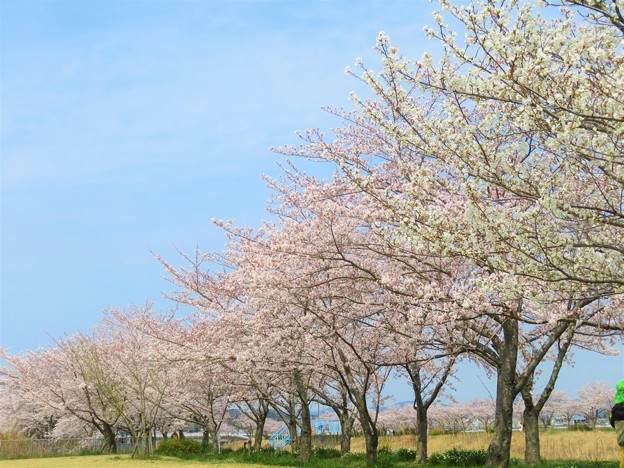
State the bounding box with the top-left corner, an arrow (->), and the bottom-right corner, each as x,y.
1,0 -> 621,402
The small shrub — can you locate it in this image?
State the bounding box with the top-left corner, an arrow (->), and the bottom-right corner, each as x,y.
395,447 -> 416,461
429,428 -> 456,436
569,423 -> 592,432
220,447 -> 234,454
428,448 -> 488,466
376,452 -> 395,468
342,452 -> 366,461
312,446 -> 341,458
77,448 -> 100,456
378,443 -> 392,454
154,438 -> 202,455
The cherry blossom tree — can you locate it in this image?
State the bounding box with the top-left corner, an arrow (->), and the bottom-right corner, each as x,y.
0,340 -> 122,452
468,399 -> 496,433
537,390 -> 568,429
310,378 -> 357,456
377,404 -> 417,434
163,318 -> 236,451
576,380 -> 613,428
160,194 -> 400,465
231,398 -> 270,450
271,2 -> 624,465
93,305 -> 178,457
0,365 -> 59,440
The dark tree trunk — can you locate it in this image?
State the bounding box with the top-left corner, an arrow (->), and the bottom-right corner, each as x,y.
335,347 -> 379,467
288,416 -> 299,453
487,319 -> 518,468
520,324 -> 574,466
339,412 -> 354,456
361,419 -> 379,467
211,430 -> 220,452
353,393 -> 378,467
415,405 -> 428,464
405,356 -> 455,464
523,402 -> 541,465
292,372 -> 312,462
253,415 -> 266,451
299,401 -> 312,463
101,422 -> 117,454
252,399 -> 270,451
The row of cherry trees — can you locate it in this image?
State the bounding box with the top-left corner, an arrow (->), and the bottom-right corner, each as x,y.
0,303 -> 615,460
1,0 -> 622,467
0,307 -> 615,463
0,306 -> 285,456
377,381 -> 614,434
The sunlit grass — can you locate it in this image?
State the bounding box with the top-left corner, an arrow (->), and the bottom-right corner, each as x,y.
354,430 -> 618,462
0,454 -> 282,467
226,430 -> 618,462
0,430 -> 618,467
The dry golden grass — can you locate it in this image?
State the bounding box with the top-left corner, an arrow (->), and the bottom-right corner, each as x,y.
347,430 -> 618,462
225,429 -> 618,462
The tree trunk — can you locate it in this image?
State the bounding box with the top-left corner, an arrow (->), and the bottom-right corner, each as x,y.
101,422 -> 117,454
354,393 -> 379,467
405,356 -> 455,464
487,319 -> 518,467
520,323 -> 574,466
288,416 -> 299,453
339,413 -> 354,456
415,405 -> 428,463
523,403 -> 541,465
178,429 -> 185,439
361,419 -> 379,467
212,429 -> 220,453
299,402 -> 312,463
253,415 -> 266,451
202,430 -> 210,449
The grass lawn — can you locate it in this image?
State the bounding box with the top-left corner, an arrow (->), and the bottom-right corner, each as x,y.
0,454 -> 284,468
0,453 -> 619,468
0,431 -> 619,467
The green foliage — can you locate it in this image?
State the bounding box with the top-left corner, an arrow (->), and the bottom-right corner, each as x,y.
77,448 -> 101,456
374,452 -> 395,468
341,451 -> 366,462
394,447 -> 416,461
243,449 -> 300,466
154,437 -> 202,455
428,447 -> 488,466
311,446 -> 341,459
429,428 -> 456,436
378,443 -> 392,454
537,463 -> 618,468
568,423 -> 592,432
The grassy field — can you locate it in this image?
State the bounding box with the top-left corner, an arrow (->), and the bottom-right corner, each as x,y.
0,454 -> 281,468
367,430 -> 619,462
0,430 -> 618,467
225,430 -> 619,462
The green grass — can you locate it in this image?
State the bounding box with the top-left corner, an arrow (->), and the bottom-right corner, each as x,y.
0,453 -> 279,467
0,450 -> 618,468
